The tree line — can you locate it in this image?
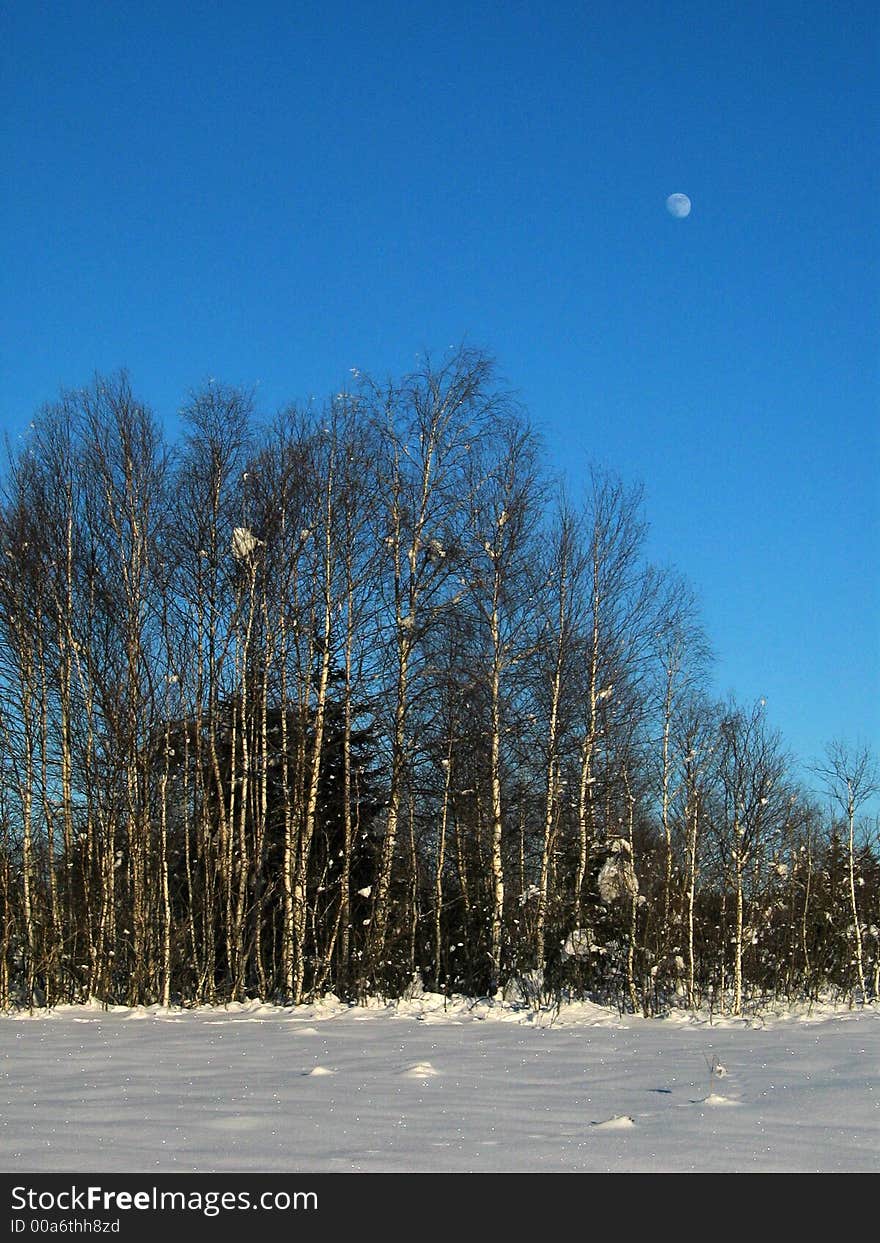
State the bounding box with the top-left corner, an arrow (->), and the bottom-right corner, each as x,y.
0,348 -> 876,1013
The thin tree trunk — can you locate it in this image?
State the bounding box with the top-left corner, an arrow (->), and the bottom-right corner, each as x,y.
685,790 -> 699,1009
159,713 -> 172,1007
734,822 -> 744,1015
488,605 -> 504,991
433,743 -> 453,988
536,563 -> 566,968
293,466 -> 335,1003
846,795 -> 866,999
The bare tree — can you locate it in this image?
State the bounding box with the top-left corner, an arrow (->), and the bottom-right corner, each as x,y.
461,414 -> 544,989
813,741 -> 878,999
80,375 -> 169,1003
573,469 -> 651,925
364,349 -> 500,984
651,572 -> 711,960
714,699 -> 789,1014
672,693 -> 718,1008
533,498 -> 586,969
175,382 -> 252,999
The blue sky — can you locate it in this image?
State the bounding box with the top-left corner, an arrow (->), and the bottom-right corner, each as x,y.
2,1 -> 877,806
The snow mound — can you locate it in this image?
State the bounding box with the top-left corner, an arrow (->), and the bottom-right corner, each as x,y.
700,1093 -> 739,1106
401,1061 -> 439,1078
305,1066 -> 336,1077
289,1026 -> 319,1035
592,1114 -> 636,1129
11,991 -> 875,1033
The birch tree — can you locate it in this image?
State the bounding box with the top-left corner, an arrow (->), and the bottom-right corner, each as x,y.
573,470 -> 651,924
462,416 -> 544,989
715,699 -> 788,1014
813,741 -> 878,1000
533,500 -> 586,969
364,349 -> 498,984
650,573 -> 711,960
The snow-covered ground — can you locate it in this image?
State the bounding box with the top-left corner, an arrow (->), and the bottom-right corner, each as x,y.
1,995 -> 877,1172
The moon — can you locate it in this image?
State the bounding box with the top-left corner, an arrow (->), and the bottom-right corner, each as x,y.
666,193 -> 691,218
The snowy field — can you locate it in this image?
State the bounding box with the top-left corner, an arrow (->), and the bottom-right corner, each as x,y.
1,996 -> 877,1173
